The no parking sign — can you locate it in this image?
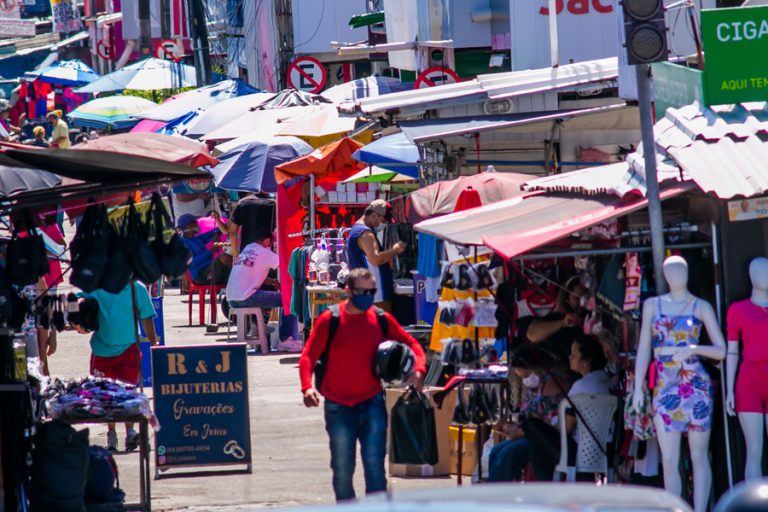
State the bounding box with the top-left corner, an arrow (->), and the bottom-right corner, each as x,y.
414,66 -> 460,89
156,39 -> 182,62
286,56 -> 327,94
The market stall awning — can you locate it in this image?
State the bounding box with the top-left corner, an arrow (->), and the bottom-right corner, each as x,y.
341,57 -> 618,116
274,138 -> 365,185
522,160 -> 684,198
68,95 -> 158,131
628,102 -> 768,199
415,185 -> 690,258
71,132 -> 218,168
201,105 -> 317,142
321,76 -> 412,104
399,104 -> 634,143
74,58 -> 196,93
348,11 -> 384,28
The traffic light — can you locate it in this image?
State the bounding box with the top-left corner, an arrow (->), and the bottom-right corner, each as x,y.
622,0 -> 668,65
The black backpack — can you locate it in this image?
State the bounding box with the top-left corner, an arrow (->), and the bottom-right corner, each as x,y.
314,304 -> 388,392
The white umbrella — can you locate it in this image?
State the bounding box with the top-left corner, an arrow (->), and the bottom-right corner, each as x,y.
183,92 -> 274,137
201,105 -> 317,142
74,58 -> 197,93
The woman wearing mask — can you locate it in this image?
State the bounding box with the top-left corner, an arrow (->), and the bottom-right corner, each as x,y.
489,345 -> 570,481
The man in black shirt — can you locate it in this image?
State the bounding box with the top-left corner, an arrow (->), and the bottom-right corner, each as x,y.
228,192 -> 275,258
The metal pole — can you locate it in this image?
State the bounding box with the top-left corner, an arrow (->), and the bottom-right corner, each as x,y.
711,220 -> 734,490
188,0 -> 212,85
309,174 -> 316,234
548,0 -> 559,67
635,63 -> 667,294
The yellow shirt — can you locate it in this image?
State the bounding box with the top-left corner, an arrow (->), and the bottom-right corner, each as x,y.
51,119 -> 70,149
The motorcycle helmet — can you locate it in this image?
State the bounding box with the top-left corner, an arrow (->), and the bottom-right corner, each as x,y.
714,480 -> 768,512
374,341 -> 415,383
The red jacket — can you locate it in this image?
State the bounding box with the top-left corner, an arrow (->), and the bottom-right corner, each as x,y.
299,303 -> 427,406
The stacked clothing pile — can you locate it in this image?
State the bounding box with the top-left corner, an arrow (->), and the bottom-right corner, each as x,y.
44,377 -> 157,425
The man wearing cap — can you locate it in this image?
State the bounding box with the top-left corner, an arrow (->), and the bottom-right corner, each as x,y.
346,199 -> 405,312
46,111 -> 70,149
179,212 -> 231,285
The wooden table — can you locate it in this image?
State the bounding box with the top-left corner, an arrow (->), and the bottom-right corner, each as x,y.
306,285 -> 348,329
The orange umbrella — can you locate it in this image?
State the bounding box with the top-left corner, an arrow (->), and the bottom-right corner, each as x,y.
72,132 -> 219,168
274,137 -> 366,185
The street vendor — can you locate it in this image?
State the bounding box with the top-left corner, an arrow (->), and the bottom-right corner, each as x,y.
179,212 -> 232,285
346,199 -> 405,312
70,282 -> 157,452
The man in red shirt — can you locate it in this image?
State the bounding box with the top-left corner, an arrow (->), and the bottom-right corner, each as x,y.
299,268 -> 426,502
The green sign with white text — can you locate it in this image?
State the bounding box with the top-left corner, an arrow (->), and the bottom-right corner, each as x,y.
702,6 -> 768,105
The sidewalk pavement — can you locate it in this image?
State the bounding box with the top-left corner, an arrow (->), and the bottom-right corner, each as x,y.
49,286 -> 455,511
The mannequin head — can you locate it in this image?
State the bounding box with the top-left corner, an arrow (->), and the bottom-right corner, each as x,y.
662,256 -> 689,292
748,257 -> 768,291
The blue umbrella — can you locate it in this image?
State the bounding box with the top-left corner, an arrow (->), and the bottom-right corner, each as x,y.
25,60 -> 101,86
352,132 -> 420,178
208,136 -> 312,193
321,76 -> 413,103
137,79 -> 261,122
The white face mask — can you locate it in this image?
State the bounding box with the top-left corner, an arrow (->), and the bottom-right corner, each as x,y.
522,373 -> 540,389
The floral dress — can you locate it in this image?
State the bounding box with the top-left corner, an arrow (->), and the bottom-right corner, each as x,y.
651,297 -> 713,432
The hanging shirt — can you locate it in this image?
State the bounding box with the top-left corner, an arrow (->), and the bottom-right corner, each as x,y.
225,243 -> 279,302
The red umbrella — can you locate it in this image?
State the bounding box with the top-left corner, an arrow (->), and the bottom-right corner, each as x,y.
406,170 -> 530,223
72,132 -> 218,168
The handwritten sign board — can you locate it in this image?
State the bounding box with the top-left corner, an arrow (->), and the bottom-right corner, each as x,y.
152,344 -> 251,474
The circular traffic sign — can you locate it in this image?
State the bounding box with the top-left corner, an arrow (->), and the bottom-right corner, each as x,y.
156,39 -> 182,62
96,39 -> 115,61
414,66 -> 460,89
0,0 -> 16,13
286,56 -> 327,94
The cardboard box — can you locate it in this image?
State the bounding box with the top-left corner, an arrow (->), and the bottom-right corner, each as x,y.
336,182 -> 346,193
356,192 -> 367,204
327,191 -> 338,203
366,191 -> 376,202
346,182 -> 356,193
337,192 -> 348,203
386,387 -> 455,477
449,426 -> 487,476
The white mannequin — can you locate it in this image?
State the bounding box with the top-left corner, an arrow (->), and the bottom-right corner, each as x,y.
633,256 -> 726,512
726,257 -> 768,480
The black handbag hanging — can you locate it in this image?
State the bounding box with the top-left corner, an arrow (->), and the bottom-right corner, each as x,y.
6,208 -> 48,286
150,192 -> 191,279
70,203 -> 110,292
99,215 -> 133,294
391,387 -> 439,465
125,201 -> 162,285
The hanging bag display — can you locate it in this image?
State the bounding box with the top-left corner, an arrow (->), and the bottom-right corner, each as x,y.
6,209 -> 49,286
623,372 -> 656,441
150,192 -> 191,279
125,201 -> 161,285
390,386 -> 439,465
70,203 -> 110,292
99,216 -> 133,294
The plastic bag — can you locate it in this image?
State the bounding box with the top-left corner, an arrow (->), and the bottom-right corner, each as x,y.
390,387 -> 439,465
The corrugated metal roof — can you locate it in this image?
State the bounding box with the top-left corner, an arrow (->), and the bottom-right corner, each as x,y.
629,102 -> 768,199
340,57 -> 618,116
524,157 -> 683,198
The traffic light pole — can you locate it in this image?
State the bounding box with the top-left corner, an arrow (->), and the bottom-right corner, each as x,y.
635,63 -> 667,294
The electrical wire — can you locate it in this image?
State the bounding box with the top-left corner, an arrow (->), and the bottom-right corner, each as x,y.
292,0 -> 325,50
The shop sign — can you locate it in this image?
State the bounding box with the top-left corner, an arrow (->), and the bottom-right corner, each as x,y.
286,56 -> 327,94
701,6 -> 768,106
727,196 -> 768,222
137,296 -> 165,387
0,0 -> 35,38
152,344 -> 252,472
651,61 -> 704,118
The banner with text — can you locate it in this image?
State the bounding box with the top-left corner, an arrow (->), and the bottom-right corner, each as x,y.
152,344 -> 251,471
702,6 -> 768,105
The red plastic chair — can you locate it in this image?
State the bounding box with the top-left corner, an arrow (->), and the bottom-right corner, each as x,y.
186,270 -> 225,326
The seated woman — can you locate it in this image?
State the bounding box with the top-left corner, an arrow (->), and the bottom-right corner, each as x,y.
527,333 -> 614,480
488,345 -> 570,482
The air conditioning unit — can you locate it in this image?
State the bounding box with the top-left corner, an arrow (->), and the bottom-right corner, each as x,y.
483,98 -> 515,115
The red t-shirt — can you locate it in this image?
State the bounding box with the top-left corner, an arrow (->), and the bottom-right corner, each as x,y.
299,303 -> 427,406
727,299 -> 768,362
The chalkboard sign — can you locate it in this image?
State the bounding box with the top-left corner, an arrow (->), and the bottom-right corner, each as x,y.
152,344 -> 251,473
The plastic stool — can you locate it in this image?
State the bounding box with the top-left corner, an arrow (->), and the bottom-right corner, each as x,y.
227,307 -> 268,354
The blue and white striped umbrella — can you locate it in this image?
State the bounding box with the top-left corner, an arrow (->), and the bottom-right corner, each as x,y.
25,60 -> 101,86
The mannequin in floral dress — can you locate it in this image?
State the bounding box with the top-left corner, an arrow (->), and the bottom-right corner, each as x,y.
632,256 -> 726,512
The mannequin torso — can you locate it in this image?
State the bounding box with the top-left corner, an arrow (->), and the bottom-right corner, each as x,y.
726,257 -> 768,480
